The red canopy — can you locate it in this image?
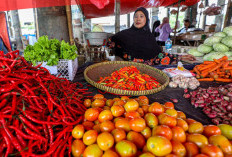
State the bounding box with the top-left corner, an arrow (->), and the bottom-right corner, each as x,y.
0,0 -> 199,18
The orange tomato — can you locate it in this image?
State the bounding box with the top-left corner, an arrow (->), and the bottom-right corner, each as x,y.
186,133 -> 208,148
121,96 -> 130,101
201,144 -> 224,157
124,99 -> 139,112
147,136 -> 172,156
112,128 -> 126,143
92,98 -> 105,108
194,154 -> 209,157
152,125 -> 173,140
115,140 -> 137,157
113,100 -> 126,106
141,127 -> 152,139
148,102 -> 164,116
177,111 -> 186,120
111,105 -> 125,117
129,118 -> 146,132
82,121 -> 95,130
115,118 -> 131,132
158,113 -> 177,128
125,111 -> 141,119
208,135 -> 232,154
139,152 -> 155,157
165,154 -> 179,157
72,124 -> 85,139
93,124 -> 101,133
83,144 -> 103,157
203,125 -> 221,138
98,110 -> 113,122
100,120 -> 115,132
97,132 -> 114,151
164,102 -> 175,109
143,145 -> 149,153
106,99 -> 115,107
171,140 -> 186,157
142,105 -> 150,113
184,142 -> 199,157
72,139 -> 86,157
144,113 -> 158,128
137,107 -> 145,117
113,97 -> 121,102
188,122 -> 204,134
103,106 -> 111,110
103,149 -> 119,157
172,126 -> 186,143
165,108 -> 178,118
138,96 -> 149,106
185,118 -> 197,125
113,117 -> 124,123
83,130 -> 98,145
84,99 -> 92,108
84,108 -> 99,121
93,94 -> 104,99
176,118 -> 189,131
127,131 -> 146,149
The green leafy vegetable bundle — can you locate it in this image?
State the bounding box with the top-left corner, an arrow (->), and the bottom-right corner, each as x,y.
24,36 -> 77,66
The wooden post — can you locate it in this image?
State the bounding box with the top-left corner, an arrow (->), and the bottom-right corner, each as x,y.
223,0 -> 232,28
115,0 -> 120,33
173,0 -> 181,45
127,13 -> 130,28
10,10 -> 23,51
66,5 -> 74,44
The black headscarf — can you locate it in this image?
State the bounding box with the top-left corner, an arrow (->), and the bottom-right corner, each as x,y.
111,7 -> 161,60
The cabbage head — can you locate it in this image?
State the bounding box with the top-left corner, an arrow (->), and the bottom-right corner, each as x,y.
221,36 -> 232,48
187,49 -> 204,57
213,32 -> 227,38
197,44 -> 213,54
223,26 -> 232,36
213,43 -> 229,52
203,36 -> 222,46
203,52 -> 226,61
224,51 -> 232,57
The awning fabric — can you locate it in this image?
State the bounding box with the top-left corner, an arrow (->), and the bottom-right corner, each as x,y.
0,0 -> 199,18
0,12 -> 12,51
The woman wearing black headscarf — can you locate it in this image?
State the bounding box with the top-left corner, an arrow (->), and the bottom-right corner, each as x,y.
110,7 -> 161,65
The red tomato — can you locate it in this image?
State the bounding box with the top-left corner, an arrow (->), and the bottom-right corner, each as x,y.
201,144 -> 224,157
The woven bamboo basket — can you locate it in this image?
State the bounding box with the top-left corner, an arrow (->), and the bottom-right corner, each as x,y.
84,61 -> 169,96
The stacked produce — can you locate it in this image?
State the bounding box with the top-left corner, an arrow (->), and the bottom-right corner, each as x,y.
184,83 -> 232,125
0,51 -> 91,156
193,56 -> 232,82
97,66 -> 161,90
72,94 -> 232,157
188,26 -> 232,61
24,35 -> 78,66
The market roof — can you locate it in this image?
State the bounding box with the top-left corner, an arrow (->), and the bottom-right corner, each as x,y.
1,0 -> 199,18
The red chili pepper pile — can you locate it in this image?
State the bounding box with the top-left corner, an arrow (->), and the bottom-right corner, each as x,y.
97,66 -> 161,90
0,50 -> 91,156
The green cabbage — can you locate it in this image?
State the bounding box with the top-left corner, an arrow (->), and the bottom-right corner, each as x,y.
213,32 -> 227,38
223,26 -> 232,36
213,43 -> 229,52
197,44 -> 213,54
204,36 -> 222,46
187,48 -> 204,57
224,51 -> 232,57
203,52 -> 226,61
221,36 -> 232,48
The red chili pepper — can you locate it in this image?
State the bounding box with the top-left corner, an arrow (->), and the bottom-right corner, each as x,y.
1,129 -> 11,157
18,115 -> 41,135
47,116 -> 54,145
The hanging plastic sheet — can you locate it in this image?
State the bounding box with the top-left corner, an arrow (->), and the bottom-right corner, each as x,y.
0,12 -> 12,52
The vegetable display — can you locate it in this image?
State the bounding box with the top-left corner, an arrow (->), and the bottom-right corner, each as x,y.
169,75 -> 200,90
97,66 -> 161,90
193,56 -> 232,82
24,35 -> 77,66
184,84 -> 232,125
72,94 -> 232,156
0,50 -> 91,156
188,26 -> 232,60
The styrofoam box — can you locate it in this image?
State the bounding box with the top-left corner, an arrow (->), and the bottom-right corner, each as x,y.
38,57 -> 78,81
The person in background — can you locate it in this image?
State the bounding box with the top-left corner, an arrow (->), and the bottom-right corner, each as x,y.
110,7 -> 161,65
155,17 -> 176,46
152,20 -> 160,40
178,19 -> 195,34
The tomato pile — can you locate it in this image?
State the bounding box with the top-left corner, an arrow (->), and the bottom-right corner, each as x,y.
97,66 -> 161,90
72,94 -> 232,157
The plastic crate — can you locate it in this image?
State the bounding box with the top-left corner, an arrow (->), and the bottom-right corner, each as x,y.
57,57 -> 78,81
39,62 -> 58,75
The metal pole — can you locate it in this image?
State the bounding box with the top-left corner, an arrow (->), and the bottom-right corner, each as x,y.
11,10 -> 23,51
127,13 -> 130,28
173,0 -> 181,45
115,0 -> 120,33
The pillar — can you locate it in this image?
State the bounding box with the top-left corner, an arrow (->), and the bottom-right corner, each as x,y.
11,10 -> 23,51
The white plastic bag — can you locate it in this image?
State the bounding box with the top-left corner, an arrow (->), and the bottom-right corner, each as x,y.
162,62 -> 194,77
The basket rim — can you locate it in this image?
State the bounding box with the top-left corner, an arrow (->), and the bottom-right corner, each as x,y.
84,61 -> 169,96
